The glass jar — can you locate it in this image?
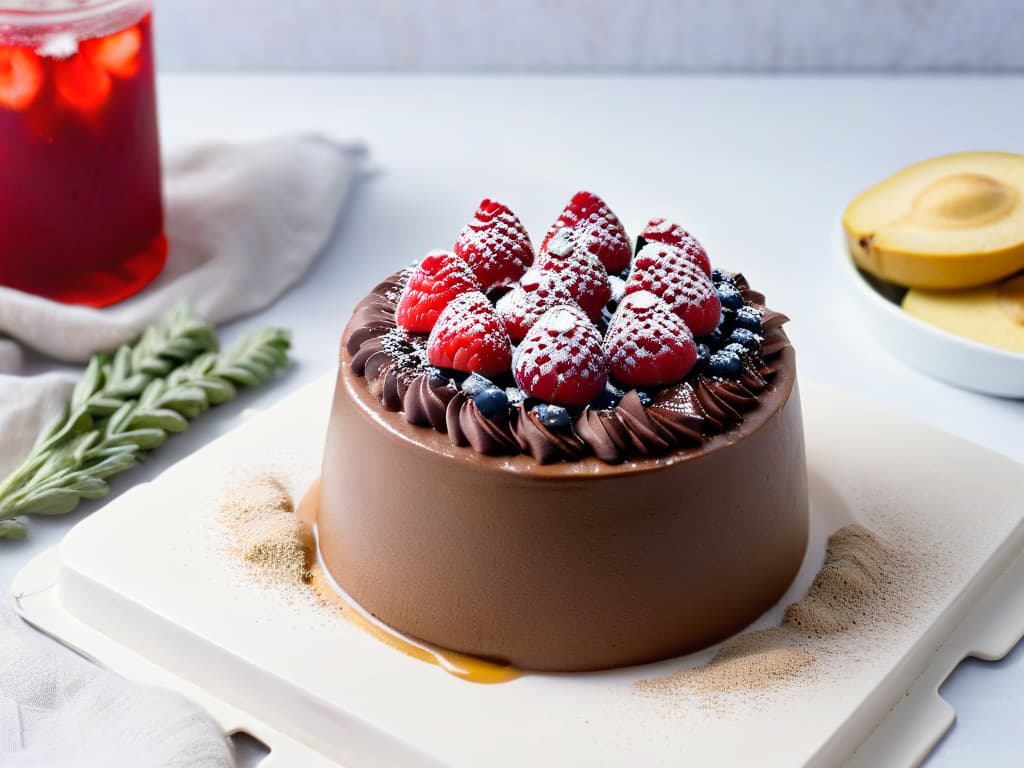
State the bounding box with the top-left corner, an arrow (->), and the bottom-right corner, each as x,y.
0,0 -> 164,306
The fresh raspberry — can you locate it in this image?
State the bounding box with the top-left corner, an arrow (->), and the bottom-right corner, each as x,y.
638,218 -> 712,276
396,250 -> 481,333
513,304 -> 608,407
0,48 -> 43,111
537,229 -> 611,323
604,291 -> 697,387
539,191 -> 631,274
427,291 -> 512,376
495,268 -> 578,342
625,243 -> 721,337
454,199 -> 534,291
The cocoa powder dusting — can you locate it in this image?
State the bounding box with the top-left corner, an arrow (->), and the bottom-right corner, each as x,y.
636,524 -> 914,711
783,524 -> 894,635
218,473 -> 315,590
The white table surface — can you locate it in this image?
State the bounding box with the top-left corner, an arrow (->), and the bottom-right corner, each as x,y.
3,74 -> 1023,767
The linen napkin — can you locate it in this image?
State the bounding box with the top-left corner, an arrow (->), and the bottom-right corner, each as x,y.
0,607 -> 234,767
1,135 -> 364,766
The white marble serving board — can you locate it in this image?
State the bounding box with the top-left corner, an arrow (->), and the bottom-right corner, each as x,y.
10,374 -> 1024,767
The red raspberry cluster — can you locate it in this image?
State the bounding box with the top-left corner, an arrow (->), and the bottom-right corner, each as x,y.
394,192 -> 721,407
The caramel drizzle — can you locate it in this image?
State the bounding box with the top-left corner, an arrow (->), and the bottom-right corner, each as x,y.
297,480 -> 520,685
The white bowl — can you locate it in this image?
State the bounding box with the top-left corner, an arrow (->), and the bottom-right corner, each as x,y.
839,233 -> 1024,398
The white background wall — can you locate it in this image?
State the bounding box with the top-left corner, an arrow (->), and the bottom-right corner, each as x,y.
153,0 -> 1023,72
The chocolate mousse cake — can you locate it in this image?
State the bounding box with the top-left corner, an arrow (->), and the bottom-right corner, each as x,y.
318,192 -> 808,672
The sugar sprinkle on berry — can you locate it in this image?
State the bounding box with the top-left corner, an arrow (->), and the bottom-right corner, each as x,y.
396,250 -> 481,333
427,290 -> 512,376
513,304 -> 608,407
454,199 -> 534,292
604,290 -> 698,388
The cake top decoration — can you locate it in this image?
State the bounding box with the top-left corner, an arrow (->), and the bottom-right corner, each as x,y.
345,190 -> 791,464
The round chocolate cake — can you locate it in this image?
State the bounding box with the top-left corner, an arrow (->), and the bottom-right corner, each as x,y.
317,193 -> 808,672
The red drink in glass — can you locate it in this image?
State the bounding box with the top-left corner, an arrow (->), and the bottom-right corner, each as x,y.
0,0 -> 164,306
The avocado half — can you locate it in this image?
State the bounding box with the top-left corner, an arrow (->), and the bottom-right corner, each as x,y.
844,151 -> 1024,290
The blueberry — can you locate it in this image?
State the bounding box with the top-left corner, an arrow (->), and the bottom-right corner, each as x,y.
716,284 -> 744,310
718,307 -> 735,331
636,391 -> 653,407
505,387 -> 527,406
704,326 -> 725,347
692,347 -> 709,375
707,350 -> 743,379
461,372 -> 492,397
695,343 -> 712,370
427,367 -> 450,387
474,386 -> 510,419
733,306 -> 763,332
533,403 -> 571,429
728,327 -> 761,350
723,342 -> 748,358
591,382 -> 626,410
712,269 -> 735,286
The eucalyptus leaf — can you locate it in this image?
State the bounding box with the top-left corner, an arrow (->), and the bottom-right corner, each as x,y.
86,396 -> 130,417
0,306 -> 292,536
11,488 -> 84,517
130,407 -> 190,433
0,519 -> 27,540
71,357 -> 104,408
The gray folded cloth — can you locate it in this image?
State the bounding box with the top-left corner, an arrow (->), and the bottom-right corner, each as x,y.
0,606 -> 234,767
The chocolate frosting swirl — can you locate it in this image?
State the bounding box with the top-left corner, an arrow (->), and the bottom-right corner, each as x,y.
343,269 -> 792,465
404,373 -> 457,431
512,409 -> 588,464
446,393 -> 520,455
648,384 -> 707,445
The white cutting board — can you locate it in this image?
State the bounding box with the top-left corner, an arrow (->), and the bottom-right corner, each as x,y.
10,374 -> 1024,767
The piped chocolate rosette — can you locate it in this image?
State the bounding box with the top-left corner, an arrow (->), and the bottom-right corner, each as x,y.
345,192 -> 790,465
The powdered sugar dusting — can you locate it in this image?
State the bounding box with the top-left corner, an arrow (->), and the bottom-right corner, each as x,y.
453,199 -> 533,291
608,274 -> 626,304
626,243 -> 720,336
630,244 -> 714,307
546,307 -> 578,333
384,266 -> 416,305
644,218 -> 677,237
604,291 -> 697,386
396,250 -> 481,333
575,210 -> 631,273
640,218 -> 712,276
626,289 -> 660,310
546,228 -> 574,258
381,326 -> 430,374
495,268 -> 578,342
538,237 -> 611,322
512,304 -> 608,406
427,290 -> 512,376
540,191 -> 632,273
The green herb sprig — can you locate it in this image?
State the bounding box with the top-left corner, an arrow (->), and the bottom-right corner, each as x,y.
0,306 -> 291,539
